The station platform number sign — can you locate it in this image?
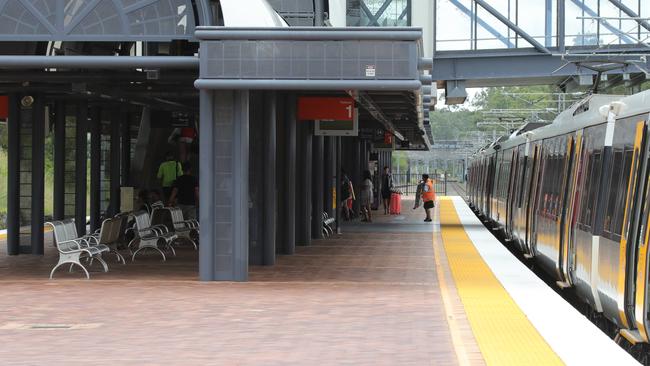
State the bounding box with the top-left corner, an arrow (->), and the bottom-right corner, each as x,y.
298,96 -> 358,137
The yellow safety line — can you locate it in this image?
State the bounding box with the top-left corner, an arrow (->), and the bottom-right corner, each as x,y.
432,215 -> 472,366
439,197 -> 563,366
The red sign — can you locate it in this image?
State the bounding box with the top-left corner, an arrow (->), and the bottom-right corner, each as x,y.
0,96 -> 7,119
297,97 -> 354,121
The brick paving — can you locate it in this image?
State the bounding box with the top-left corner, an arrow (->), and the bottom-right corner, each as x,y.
0,199 -> 467,365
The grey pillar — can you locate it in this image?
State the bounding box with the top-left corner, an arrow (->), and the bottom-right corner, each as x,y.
335,137 -> 342,233
75,102 -> 88,235
312,135 -> 324,239
199,90 -> 215,281
53,102 -> 65,220
89,106 -> 101,232
351,138 -> 361,215
324,137 -> 334,218
6,94 -> 19,255
263,91 -> 277,265
314,0 -> 324,26
282,93 -> 297,254
199,90 -> 249,281
31,95 -> 45,255
296,122 -> 312,245
249,91 -> 264,265
121,109 -> 131,186
109,109 -> 121,216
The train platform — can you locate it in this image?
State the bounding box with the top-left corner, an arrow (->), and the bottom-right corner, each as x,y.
0,197 -> 640,365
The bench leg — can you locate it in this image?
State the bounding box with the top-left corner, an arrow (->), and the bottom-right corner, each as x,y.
50,253 -> 90,279
131,238 -> 166,262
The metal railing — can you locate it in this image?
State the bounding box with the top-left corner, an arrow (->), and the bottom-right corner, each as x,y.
391,173 -> 447,196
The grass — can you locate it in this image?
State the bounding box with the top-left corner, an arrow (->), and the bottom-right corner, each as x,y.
0,148 -> 56,229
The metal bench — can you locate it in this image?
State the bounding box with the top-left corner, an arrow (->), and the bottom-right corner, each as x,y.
323,212 -> 335,237
46,221 -> 109,279
168,207 -> 198,250
85,217 -> 127,264
129,211 -> 177,261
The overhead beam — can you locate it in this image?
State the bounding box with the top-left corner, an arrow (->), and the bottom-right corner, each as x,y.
568,0 -> 635,45
432,52 -> 650,87
608,0 -> 650,33
474,0 -> 551,54
0,56 -> 198,69
448,0 -> 515,48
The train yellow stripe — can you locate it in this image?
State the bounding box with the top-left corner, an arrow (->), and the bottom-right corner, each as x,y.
439,198 -> 563,366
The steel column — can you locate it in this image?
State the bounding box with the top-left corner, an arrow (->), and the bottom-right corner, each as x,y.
89,106 -> 101,232
324,137 -> 334,218
314,0 -> 324,26
121,109 -> 131,186
53,102 -> 65,220
249,91 -> 264,265
352,138 -> 361,215
200,90 -> 250,281
335,137 -> 342,233
312,135 -> 324,240
75,101 -> 88,236
296,122 -> 312,246
263,91 -> 277,265
199,89 -> 216,281
6,94 -> 19,255
31,95 -> 45,255
282,93 -> 297,254
109,109 -> 121,216
558,0 -> 566,53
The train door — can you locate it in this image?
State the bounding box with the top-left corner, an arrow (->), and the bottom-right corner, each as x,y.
490,152 -> 503,221
526,143 -> 542,257
506,148 -> 519,239
557,134 -> 577,287
563,131 -> 585,287
513,144 -> 528,251
596,116 -> 645,330
535,137 -> 567,281
626,117 -> 650,344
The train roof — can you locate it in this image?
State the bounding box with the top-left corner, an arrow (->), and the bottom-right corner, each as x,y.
470,90 -> 650,158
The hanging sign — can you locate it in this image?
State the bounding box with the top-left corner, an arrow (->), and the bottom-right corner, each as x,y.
297,97 -> 354,121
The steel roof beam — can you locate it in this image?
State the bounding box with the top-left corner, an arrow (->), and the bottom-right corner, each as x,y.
608,0 -> 650,33
0,56 -> 198,69
474,0 -> 550,54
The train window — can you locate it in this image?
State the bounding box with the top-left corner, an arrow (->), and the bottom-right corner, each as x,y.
612,149 -> 635,236
582,151 -> 602,228
604,150 -> 624,235
576,150 -> 591,228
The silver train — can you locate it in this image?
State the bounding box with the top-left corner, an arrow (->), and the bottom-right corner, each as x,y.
467,90 -> 650,346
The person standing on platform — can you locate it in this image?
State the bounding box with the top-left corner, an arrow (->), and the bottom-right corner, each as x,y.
341,169 -> 355,221
380,166 -> 393,214
421,174 -> 436,222
157,152 -> 182,202
168,162 -> 199,219
360,170 -> 374,223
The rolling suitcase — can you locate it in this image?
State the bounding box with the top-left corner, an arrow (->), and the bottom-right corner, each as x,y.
390,193 -> 401,215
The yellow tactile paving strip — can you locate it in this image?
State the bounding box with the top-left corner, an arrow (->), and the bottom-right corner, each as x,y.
439,197 -> 564,366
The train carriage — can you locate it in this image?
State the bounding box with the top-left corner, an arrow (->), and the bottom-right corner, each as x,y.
467,90 -> 650,345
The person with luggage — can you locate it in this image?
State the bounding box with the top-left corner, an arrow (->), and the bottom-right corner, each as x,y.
359,170 -> 374,223
420,174 -> 436,222
380,166 -> 393,214
340,170 -> 355,221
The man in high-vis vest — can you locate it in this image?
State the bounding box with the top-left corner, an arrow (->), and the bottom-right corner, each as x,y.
421,174 -> 436,222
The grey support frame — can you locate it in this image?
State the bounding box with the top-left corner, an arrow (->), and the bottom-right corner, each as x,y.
195,26 -> 426,280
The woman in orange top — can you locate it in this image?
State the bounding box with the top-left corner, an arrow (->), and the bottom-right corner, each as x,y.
421,174 -> 436,222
